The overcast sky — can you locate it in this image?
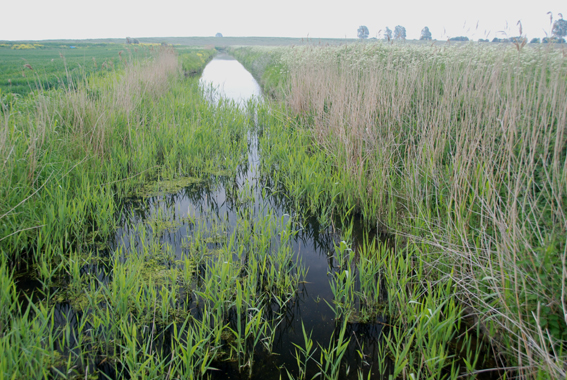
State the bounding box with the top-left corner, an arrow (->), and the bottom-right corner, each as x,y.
0,0 -> 564,41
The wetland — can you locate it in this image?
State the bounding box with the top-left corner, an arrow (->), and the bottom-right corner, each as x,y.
2,41 -> 566,379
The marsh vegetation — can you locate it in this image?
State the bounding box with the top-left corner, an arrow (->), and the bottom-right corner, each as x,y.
1,40 -> 566,379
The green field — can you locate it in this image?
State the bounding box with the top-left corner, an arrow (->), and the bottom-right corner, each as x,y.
11,36 -> 362,46
0,42 -> 137,97
0,42 -> 216,98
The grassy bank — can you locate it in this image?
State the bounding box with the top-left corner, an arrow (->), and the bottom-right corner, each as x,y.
178,47 -> 216,76
236,42 -> 567,378
230,47 -> 287,99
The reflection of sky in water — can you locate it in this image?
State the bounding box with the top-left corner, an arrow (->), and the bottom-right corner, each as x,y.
199,54 -> 262,105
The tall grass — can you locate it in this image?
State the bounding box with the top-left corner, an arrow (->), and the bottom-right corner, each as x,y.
247,42 -> 567,378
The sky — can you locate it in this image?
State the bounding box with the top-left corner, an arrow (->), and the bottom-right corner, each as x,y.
0,0 -> 564,41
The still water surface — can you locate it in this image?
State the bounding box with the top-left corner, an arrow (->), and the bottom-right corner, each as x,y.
200,54 -> 262,106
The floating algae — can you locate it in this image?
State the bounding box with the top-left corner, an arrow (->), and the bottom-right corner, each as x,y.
132,176 -> 204,198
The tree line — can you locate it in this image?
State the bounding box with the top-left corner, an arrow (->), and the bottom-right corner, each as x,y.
357,13 -> 567,43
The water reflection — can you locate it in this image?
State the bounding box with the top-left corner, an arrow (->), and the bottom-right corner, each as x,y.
200,53 -> 262,105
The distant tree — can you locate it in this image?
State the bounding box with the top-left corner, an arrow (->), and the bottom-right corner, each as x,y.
543,36 -> 566,43
126,37 -> 132,44
132,39 -> 140,44
419,26 -> 432,40
394,25 -> 406,40
508,36 -> 526,44
449,36 -> 469,41
383,27 -> 393,41
491,37 -> 507,43
357,25 -> 369,39
478,38 -> 489,42
552,15 -> 567,38
215,33 -> 223,37
529,38 -> 540,43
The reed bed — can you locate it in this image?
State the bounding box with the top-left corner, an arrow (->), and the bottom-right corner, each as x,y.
245,42 -> 567,378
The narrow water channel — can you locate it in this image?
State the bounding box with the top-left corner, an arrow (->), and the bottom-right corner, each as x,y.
200,53 -> 262,106
112,54 -> 387,379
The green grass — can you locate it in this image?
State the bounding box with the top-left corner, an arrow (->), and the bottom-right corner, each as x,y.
0,42 -> 155,97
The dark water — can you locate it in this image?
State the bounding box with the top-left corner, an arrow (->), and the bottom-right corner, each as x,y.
110,55 -> 389,379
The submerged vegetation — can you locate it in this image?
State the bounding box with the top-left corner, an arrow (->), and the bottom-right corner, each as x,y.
1,39 -> 566,379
